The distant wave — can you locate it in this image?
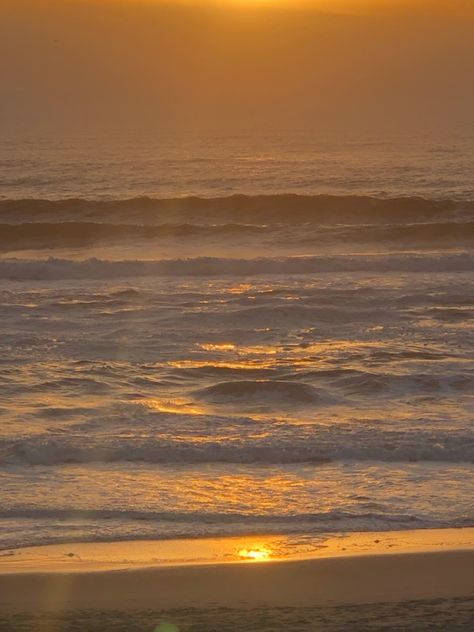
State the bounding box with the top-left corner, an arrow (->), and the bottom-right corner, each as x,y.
0,221 -> 265,250
0,219 -> 472,251
306,220 -> 474,245
1,253 -> 472,279
1,194 -> 473,225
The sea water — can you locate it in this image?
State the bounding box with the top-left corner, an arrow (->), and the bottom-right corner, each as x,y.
0,131 -> 472,550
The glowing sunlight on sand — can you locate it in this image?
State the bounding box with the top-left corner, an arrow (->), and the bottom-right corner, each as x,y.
238,547 -> 272,561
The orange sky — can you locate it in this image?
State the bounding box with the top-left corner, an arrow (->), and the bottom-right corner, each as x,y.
1,0 -> 473,134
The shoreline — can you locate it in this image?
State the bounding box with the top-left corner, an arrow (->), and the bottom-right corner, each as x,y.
1,527 -> 473,574
1,528 -> 473,614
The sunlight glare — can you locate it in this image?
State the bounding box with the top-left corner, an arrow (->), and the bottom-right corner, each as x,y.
238,547 -> 272,561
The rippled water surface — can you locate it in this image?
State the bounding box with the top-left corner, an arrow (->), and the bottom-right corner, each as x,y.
0,133 -> 473,549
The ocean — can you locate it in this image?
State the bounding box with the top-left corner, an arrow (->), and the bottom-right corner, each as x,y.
0,131 -> 473,552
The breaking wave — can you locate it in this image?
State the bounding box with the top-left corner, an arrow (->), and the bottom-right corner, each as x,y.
1,253 -> 472,280
2,427 -> 472,466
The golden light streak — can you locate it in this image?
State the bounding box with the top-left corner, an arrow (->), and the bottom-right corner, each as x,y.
142,397 -> 206,416
169,359 -> 276,369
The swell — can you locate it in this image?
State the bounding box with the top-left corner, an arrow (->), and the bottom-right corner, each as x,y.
1,194 -> 472,225
1,220 -> 472,251
304,221 -> 474,245
190,375 -> 473,401
193,380 -> 323,404
0,221 -> 265,250
1,253 -> 472,279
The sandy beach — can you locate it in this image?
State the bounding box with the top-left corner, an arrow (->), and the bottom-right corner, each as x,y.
1,529 -> 473,630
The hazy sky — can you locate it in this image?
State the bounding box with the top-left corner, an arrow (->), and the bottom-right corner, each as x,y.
1,0 -> 473,135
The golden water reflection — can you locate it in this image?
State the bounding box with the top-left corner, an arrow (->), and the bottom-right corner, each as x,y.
142,397 -> 207,416
238,546 -> 272,562
169,359 -> 277,370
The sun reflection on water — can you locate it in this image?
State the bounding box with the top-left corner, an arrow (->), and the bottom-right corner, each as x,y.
238,547 -> 272,562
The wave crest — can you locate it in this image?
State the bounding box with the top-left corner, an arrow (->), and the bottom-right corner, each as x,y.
1,253 -> 471,280
2,427 -> 472,466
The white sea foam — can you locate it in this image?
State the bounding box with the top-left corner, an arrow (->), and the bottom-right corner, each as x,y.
1,422 -> 472,466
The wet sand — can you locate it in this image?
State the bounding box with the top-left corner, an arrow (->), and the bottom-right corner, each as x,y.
0,529 -> 473,630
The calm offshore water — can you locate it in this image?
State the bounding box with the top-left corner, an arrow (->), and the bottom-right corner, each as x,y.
0,132 -> 473,550
1,132 -> 474,201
